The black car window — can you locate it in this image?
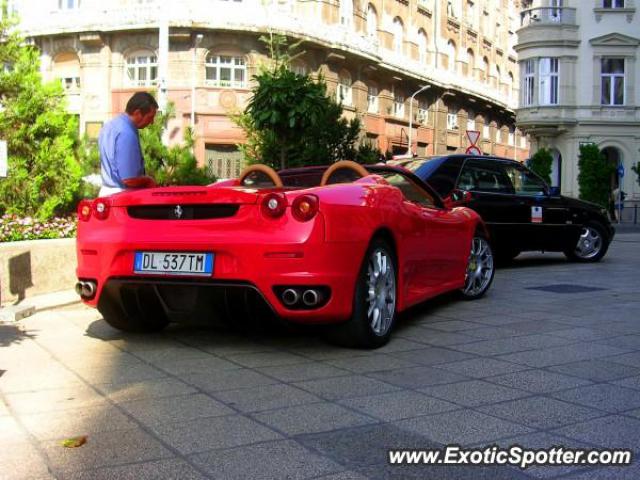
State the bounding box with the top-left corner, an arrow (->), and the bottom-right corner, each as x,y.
428,158 -> 463,197
458,159 -> 514,194
376,171 -> 437,208
503,164 -> 547,196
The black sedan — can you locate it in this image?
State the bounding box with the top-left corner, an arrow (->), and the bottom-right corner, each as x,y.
397,155 -> 615,263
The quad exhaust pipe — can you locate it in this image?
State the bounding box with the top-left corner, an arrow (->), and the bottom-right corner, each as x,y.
75,280 -> 97,299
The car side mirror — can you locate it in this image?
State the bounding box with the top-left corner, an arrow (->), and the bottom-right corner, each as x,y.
445,189 -> 472,208
548,186 -> 560,196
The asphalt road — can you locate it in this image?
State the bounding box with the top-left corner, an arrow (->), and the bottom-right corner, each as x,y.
1,232 -> 639,479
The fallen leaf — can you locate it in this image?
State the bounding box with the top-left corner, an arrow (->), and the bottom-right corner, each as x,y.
61,436 -> 87,448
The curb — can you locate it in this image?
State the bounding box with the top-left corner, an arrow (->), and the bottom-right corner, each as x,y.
0,289 -> 80,322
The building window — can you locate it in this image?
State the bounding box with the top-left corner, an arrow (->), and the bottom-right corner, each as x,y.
447,40 -> 457,72
205,55 -> 246,88
394,91 -> 405,118
447,0 -> 458,17
483,124 -> 490,139
467,0 -> 475,22
539,57 -> 558,105
467,117 -> 475,131
291,60 -> 308,76
60,77 -> 80,91
508,132 -> 515,145
339,0 -> 353,27
466,49 -> 475,78
392,17 -> 404,55
337,71 -> 353,106
601,58 -> 624,106
602,0 -> 624,7
367,85 -> 379,113
58,0 -> 80,9
523,59 -> 534,106
418,29 -> 428,64
447,112 -> 458,130
366,4 -> 377,38
126,52 -> 157,87
418,100 -> 429,124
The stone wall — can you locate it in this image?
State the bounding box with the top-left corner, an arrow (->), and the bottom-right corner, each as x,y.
0,239 -> 76,305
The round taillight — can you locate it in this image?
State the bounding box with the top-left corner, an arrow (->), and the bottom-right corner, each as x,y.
261,193 -> 287,218
292,194 -> 319,222
77,200 -> 92,222
92,198 -> 110,220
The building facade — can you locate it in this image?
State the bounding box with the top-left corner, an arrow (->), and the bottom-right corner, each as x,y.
515,0 -> 639,214
14,0 -> 529,177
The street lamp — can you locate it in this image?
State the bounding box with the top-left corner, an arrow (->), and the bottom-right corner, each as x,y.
407,84 -> 431,155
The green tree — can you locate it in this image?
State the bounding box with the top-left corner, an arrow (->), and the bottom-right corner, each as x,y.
577,143 -> 614,208
0,6 -> 83,219
240,34 -> 362,170
139,104 -> 214,185
527,148 -> 553,185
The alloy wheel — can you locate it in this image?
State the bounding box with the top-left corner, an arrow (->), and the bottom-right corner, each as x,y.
463,236 -> 494,297
366,248 -> 396,336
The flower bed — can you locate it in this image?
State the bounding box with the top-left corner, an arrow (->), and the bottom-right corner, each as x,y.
0,214 -> 77,243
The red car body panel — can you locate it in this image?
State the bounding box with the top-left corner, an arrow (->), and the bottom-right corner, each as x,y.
76,169 -> 483,325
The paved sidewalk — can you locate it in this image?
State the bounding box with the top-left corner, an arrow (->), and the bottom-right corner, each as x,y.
1,234 -> 639,479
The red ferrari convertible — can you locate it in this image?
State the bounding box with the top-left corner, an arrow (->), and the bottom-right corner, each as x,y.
76,161 -> 494,348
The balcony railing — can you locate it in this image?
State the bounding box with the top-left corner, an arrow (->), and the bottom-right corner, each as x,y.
520,7 -> 577,27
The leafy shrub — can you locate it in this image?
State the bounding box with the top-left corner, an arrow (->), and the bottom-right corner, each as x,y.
0,214 -> 76,242
527,148 -> 553,185
577,144 -> 614,208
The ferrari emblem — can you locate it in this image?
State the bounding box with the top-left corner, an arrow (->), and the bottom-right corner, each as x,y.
174,205 -> 183,219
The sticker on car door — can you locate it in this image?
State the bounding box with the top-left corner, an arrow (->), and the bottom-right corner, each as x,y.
531,206 -> 543,223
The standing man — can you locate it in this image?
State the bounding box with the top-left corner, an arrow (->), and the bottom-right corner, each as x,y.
99,92 -> 159,196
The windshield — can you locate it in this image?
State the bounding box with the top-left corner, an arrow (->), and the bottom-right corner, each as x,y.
396,156 -> 447,179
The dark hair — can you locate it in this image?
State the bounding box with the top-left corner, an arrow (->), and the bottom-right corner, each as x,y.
125,92 -> 159,115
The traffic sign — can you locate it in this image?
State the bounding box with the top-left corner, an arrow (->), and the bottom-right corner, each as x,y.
466,145 -> 482,156
466,130 -> 480,146
617,163 -> 625,178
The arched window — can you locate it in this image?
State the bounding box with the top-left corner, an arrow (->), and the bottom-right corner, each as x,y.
447,40 -> 456,72
292,60 -> 308,76
125,50 -> 157,87
417,29 -> 428,64
496,65 -> 501,84
466,48 -> 475,78
337,70 -> 353,106
393,17 -> 404,55
340,0 -> 353,28
205,53 -> 246,88
53,52 -> 81,91
366,4 -> 377,38
482,56 -> 489,83
508,71 -> 515,101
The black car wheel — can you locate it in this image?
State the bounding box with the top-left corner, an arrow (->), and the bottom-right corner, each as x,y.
564,221 -> 609,263
460,233 -> 495,300
328,237 -> 397,349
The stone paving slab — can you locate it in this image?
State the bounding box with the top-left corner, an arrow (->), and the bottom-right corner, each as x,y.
1,234 -> 639,479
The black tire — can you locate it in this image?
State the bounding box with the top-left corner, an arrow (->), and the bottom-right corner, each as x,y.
98,286 -> 170,333
328,237 -> 397,349
564,221 -> 609,263
460,232 -> 495,300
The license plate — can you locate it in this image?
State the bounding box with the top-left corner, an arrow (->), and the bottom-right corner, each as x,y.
134,251 -> 214,276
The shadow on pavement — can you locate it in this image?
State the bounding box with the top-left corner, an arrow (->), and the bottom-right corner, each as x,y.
0,323 -> 35,348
